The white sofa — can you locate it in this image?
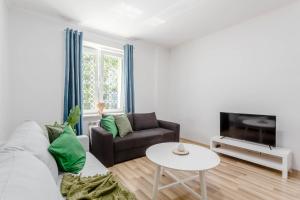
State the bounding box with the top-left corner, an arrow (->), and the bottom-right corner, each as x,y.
0,121 -> 108,200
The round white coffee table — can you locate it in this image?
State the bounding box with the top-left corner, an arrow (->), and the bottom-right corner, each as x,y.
146,142 -> 220,200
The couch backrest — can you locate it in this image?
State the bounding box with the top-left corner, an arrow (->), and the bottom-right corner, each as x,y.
102,112 -> 159,131
126,113 -> 134,129
131,112 -> 159,131
3,121 -> 59,181
0,149 -> 63,200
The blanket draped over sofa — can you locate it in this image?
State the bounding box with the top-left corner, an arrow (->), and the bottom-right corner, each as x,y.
61,173 -> 136,200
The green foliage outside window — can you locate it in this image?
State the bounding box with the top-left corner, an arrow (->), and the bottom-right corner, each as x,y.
83,52 -> 97,111
102,55 -> 121,110
82,46 -> 123,113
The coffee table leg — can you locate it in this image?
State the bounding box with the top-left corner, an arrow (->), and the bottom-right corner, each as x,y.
199,171 -> 207,200
161,167 -> 165,176
152,165 -> 162,200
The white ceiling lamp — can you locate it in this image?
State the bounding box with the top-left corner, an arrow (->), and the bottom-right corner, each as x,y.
114,2 -> 143,19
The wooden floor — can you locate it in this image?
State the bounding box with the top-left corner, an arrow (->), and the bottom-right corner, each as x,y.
109,141 -> 300,200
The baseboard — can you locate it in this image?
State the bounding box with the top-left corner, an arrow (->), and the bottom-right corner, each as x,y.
291,169 -> 300,178
180,137 -> 209,148
180,137 -> 300,176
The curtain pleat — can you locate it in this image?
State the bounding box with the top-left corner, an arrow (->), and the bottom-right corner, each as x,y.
124,44 -> 135,113
64,28 -> 83,135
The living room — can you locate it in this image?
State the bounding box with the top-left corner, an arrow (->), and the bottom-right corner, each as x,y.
0,0 -> 300,200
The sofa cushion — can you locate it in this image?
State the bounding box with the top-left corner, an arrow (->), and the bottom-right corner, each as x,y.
57,152 -> 108,186
45,123 -> 65,143
0,149 -> 63,200
100,115 -> 118,138
114,114 -> 133,137
102,113 -> 134,129
4,121 -> 59,181
113,128 -> 173,152
126,114 -> 134,129
133,112 -> 159,131
48,126 -> 86,173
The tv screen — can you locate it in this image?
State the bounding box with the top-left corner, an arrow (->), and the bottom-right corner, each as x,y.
220,112 -> 276,146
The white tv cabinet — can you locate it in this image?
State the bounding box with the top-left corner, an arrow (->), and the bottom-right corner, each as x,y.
210,136 -> 292,178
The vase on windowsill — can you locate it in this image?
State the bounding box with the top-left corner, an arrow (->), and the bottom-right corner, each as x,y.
97,102 -> 105,117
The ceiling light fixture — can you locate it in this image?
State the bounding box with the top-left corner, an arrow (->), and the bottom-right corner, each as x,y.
115,2 -> 143,19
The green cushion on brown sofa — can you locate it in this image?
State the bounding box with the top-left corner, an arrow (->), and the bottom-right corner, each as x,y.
114,114 -> 133,137
100,115 -> 118,138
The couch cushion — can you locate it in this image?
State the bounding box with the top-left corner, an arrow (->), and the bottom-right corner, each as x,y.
133,112 -> 159,131
103,113 -> 134,129
126,114 -> 134,129
48,126 -> 86,174
114,114 -> 133,137
100,115 -> 118,138
57,152 -> 108,185
0,149 -> 63,200
45,123 -> 65,143
4,121 -> 59,181
113,128 -> 173,152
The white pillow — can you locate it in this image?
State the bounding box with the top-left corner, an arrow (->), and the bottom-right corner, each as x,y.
0,149 -> 63,200
4,121 -> 58,181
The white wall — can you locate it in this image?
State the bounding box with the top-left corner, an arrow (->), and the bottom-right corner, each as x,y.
0,0 -> 10,141
163,2 -> 300,170
153,47 -> 171,119
133,41 -> 170,114
8,8 -> 66,134
7,8 -> 170,136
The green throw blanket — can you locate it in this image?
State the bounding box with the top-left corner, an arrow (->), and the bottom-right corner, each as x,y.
61,173 -> 136,200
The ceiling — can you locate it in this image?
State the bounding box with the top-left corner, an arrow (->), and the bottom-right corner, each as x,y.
7,0 -> 298,47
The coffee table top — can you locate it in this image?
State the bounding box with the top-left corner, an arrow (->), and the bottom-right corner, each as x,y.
146,142 -> 220,171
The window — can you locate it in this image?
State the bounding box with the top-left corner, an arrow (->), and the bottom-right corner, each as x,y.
82,42 -> 124,114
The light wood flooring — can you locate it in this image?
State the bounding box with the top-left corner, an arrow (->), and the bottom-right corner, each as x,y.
109,140 -> 300,200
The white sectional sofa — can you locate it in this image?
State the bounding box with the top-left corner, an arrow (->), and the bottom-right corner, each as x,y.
0,121 -> 108,200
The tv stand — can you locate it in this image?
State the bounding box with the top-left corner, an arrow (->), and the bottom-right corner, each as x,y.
210,136 -> 292,178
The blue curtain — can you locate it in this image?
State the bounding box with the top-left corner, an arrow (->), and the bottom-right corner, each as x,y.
64,28 -> 83,135
124,44 -> 135,113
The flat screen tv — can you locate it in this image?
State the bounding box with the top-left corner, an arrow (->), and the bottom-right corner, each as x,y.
220,112 -> 276,146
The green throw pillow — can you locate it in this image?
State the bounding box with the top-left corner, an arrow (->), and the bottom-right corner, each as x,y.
48,125 -> 86,173
100,115 -> 118,138
45,123 -> 65,143
114,114 -> 133,137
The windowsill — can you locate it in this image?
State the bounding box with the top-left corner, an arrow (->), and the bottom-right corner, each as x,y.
83,110 -> 125,118
83,113 -> 100,118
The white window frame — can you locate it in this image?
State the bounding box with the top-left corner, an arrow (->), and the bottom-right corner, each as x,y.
83,41 -> 124,115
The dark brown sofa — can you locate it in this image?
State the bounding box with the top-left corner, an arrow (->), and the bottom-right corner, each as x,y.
90,113 -> 180,167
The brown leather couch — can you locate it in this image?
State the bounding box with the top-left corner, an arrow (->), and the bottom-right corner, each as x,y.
90,113 -> 180,167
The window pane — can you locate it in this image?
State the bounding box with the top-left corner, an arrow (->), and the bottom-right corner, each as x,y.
102,54 -> 123,110
82,48 -> 97,111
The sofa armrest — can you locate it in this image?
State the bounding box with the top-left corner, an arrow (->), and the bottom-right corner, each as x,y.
77,135 -> 89,152
90,127 -> 114,167
158,120 -> 180,142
